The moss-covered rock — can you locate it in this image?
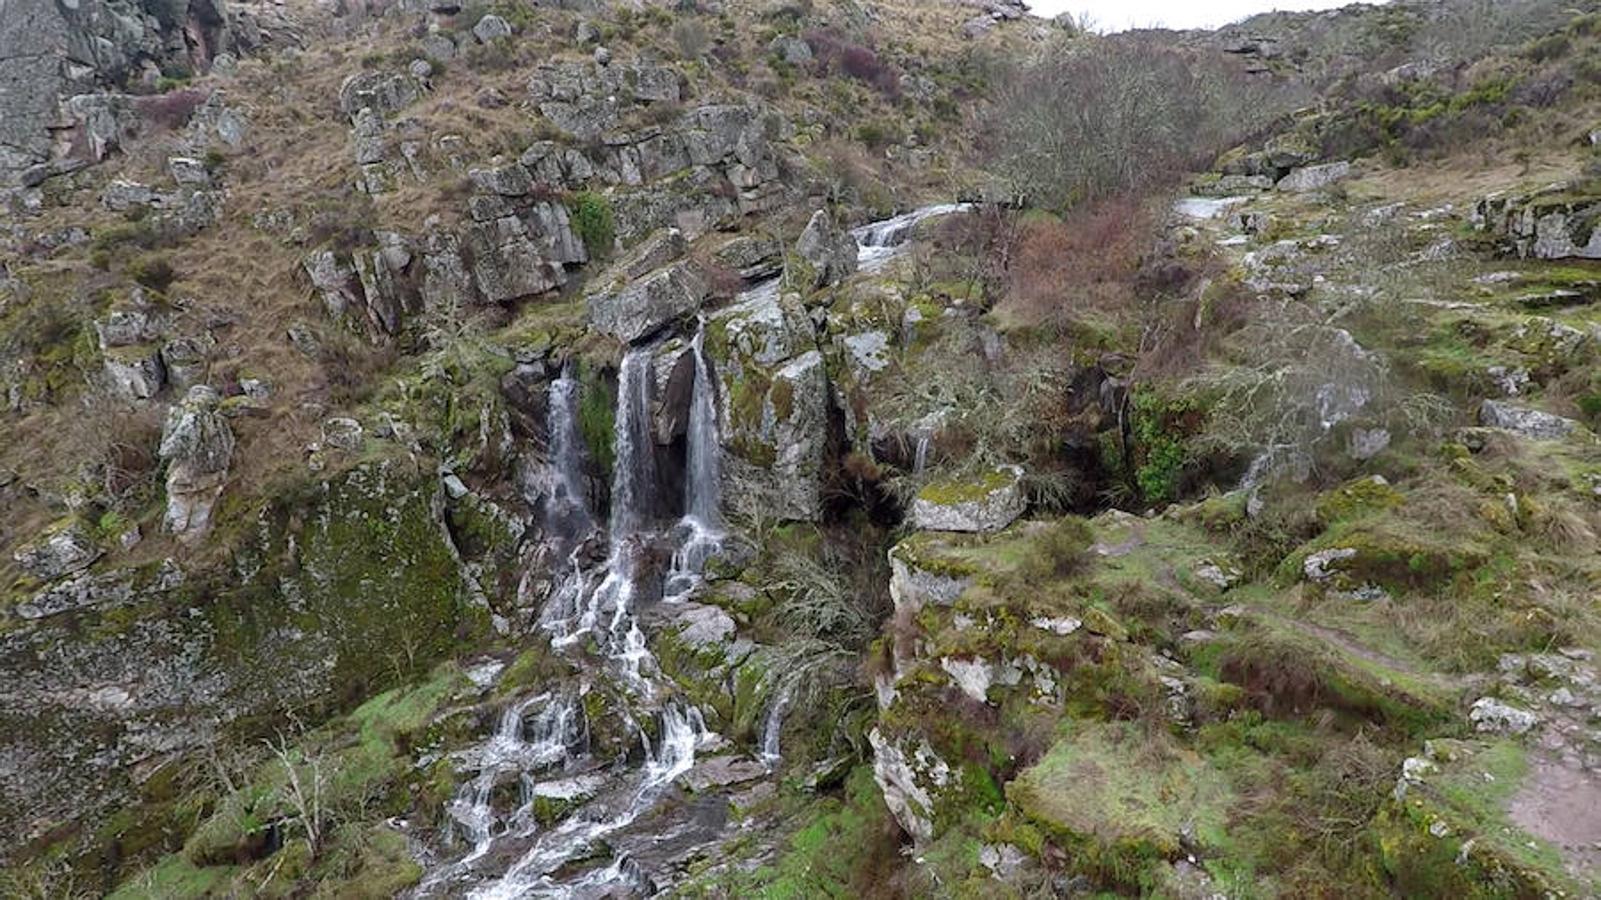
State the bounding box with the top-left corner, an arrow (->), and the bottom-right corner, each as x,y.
0,458 -> 489,878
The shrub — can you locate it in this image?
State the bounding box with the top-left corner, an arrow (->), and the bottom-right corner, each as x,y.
1003,198 -> 1148,326
566,191 -> 615,257
1018,518 -> 1094,582
671,18 -> 712,59
985,37 -> 1302,209
127,254 -> 176,293
803,28 -> 901,97
133,88 -> 209,132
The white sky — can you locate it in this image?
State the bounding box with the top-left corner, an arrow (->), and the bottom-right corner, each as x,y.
1028,0 -> 1362,32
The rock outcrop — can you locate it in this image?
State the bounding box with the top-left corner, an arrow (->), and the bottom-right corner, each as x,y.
158,385 -> 234,541
793,210 -> 859,289
0,0 -> 248,188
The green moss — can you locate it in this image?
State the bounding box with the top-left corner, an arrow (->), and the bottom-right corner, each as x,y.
1315,476 -> 1405,525
107,855 -> 236,899
1009,722 -> 1234,891
914,467 -> 1016,506
710,767 -> 896,898
577,361 -> 616,478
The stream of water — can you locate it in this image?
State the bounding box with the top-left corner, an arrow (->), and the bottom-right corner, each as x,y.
416,204 -> 971,897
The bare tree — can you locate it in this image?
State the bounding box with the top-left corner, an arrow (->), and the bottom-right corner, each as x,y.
984,36 -> 1303,210
266,734 -> 326,858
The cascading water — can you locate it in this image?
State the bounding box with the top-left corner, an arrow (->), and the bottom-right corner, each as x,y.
665,322 -> 724,601
542,363 -> 591,540
759,677 -> 797,768
853,202 -> 973,272
420,204 -> 973,898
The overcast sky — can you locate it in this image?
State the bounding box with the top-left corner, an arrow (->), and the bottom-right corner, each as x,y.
1028,0 -> 1361,31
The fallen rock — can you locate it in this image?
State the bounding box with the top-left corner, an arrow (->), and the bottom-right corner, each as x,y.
159,386 -> 235,542
1479,400 -> 1580,441
1469,697 -> 1539,735
1277,161 -> 1352,193
472,14 -> 512,43
911,466 -> 1026,533
793,210 -> 859,289
586,261 -> 708,343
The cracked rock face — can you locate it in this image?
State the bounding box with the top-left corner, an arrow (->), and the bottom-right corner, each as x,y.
0,0 -> 237,186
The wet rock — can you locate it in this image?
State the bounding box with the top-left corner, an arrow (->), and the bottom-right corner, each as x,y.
13,521 -> 101,581
910,465 -> 1026,533
662,601 -> 736,649
869,729 -> 948,845
159,386 -> 235,542
680,755 -> 767,793
1479,400 -> 1580,440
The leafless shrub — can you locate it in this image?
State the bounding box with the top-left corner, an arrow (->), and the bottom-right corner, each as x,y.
266,733 -> 326,858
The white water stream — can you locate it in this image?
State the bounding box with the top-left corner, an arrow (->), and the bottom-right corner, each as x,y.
418,204 -> 975,897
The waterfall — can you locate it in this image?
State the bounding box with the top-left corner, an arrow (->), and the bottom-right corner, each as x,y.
912,431 -> 931,475
470,702 -> 708,900
542,362 -> 591,539
665,323 -> 724,601
421,204 -> 974,897
759,678 -> 796,768
610,347 -> 658,538
683,324 -> 722,529
417,693 -> 583,894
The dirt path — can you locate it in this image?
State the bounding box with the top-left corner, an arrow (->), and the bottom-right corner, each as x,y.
1509,753 -> 1601,889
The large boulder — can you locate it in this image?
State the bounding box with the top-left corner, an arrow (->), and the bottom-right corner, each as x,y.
1479,400 -> 1581,440
793,210 -> 859,289
910,466 -> 1026,533
1276,161 -> 1352,193
704,288 -> 834,521
1476,184 -> 1601,260
587,261 -> 709,343
159,385 -> 235,542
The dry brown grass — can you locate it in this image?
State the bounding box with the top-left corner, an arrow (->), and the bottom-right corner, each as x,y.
994,196 -> 1155,329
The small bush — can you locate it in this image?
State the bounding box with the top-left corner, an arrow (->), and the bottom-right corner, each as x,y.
127,255 -> 176,293
1018,518 -> 1094,582
566,191 -> 615,258
671,18 -> 712,59
803,28 -> 901,98
133,88 -> 209,132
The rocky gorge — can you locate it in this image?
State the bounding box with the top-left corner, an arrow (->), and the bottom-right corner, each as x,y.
5,0 -> 1601,897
